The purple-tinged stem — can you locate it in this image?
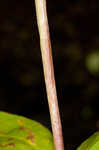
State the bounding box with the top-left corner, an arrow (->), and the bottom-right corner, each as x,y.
34,0 -> 64,150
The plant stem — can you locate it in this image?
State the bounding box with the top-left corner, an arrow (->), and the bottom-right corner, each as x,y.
34,0 -> 64,150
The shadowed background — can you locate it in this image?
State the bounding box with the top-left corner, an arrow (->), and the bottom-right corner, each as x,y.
0,0 -> 99,149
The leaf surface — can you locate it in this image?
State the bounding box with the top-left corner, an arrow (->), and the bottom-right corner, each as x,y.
77,132 -> 99,150
0,111 -> 54,150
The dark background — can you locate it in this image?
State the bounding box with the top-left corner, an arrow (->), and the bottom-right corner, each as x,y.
0,0 -> 99,149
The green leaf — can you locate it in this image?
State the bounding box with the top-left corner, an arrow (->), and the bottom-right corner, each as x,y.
0,111 -> 54,150
77,132 -> 99,150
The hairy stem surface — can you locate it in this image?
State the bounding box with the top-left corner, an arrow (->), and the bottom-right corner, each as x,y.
34,0 -> 64,150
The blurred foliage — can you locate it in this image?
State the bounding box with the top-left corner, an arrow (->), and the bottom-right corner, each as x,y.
86,51 -> 99,75
81,106 -> 94,120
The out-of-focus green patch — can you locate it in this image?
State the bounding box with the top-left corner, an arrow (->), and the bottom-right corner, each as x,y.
81,106 -> 94,120
86,51 -> 99,75
0,111 -> 54,150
